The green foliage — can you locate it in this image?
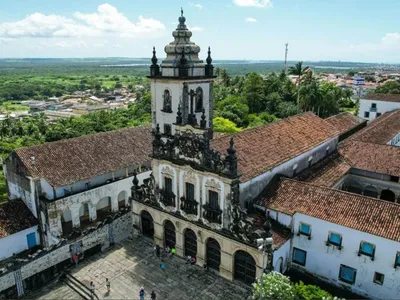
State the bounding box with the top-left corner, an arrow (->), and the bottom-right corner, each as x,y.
243,72 -> 266,113
294,281 -> 334,300
252,272 -> 296,300
216,95 -> 249,127
213,117 -> 241,134
375,80 -> 400,94
0,101 -> 30,112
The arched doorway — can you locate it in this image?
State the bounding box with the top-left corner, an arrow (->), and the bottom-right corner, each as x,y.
234,250 -> 256,285
118,191 -> 128,208
164,220 -> 176,248
96,196 -> 111,219
206,238 -> 221,271
345,182 -> 363,195
364,186 -> 378,198
184,229 -> 197,258
141,211 -> 154,238
381,189 -> 396,202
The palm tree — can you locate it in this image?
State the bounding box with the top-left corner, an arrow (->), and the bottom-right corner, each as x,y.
288,61 -> 310,113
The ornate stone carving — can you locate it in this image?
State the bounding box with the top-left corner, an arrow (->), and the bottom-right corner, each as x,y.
205,178 -> 221,191
183,170 -> 196,183
130,172 -> 159,207
161,166 -> 174,178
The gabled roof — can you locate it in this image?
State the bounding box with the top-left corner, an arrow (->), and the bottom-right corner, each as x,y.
211,112 -> 339,182
362,93 -> 400,103
0,200 -> 38,238
325,112 -> 366,138
262,179 -> 400,242
14,125 -> 152,188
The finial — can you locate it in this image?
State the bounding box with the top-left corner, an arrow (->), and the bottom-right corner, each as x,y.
176,103 -> 182,124
227,137 -> 236,156
132,171 -> 139,187
181,7 -> 184,17
156,123 -> 160,134
151,46 -> 158,65
200,108 -> 206,129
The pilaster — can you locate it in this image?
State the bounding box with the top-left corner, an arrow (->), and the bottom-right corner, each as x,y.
219,251 -> 234,281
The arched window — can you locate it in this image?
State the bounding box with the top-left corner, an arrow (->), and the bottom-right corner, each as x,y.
381,189 -> 396,202
141,210 -> 154,238
234,251 -> 256,284
164,220 -> 176,248
163,89 -> 172,112
195,87 -> 203,112
184,229 -> 197,257
206,238 -> 221,271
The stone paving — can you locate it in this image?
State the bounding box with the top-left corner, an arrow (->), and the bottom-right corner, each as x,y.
30,237 -> 251,300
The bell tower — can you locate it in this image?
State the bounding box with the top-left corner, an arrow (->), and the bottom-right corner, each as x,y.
148,8 -> 215,139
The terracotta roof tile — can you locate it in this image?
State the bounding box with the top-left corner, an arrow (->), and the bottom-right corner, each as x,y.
263,179 -> 400,242
363,93 -> 400,103
339,140 -> 400,177
295,153 -> 351,187
348,109 -> 400,144
211,113 -> 339,182
325,112 -> 366,138
0,200 -> 38,238
15,125 -> 152,188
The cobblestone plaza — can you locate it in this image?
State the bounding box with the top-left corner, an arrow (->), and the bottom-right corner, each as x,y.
30,237 -> 251,300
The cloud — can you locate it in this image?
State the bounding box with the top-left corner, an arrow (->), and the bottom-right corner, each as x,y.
245,17 -> 257,22
190,26 -> 204,32
54,40 -> 88,48
233,0 -> 272,8
0,3 -> 165,39
189,2 -> 203,10
349,32 -> 400,52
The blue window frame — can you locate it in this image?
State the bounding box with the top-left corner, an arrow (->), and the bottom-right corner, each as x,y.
395,252 -> 400,268
359,241 -> 375,258
339,264 -> 357,284
328,232 -> 342,246
26,232 -> 37,249
292,248 -> 307,266
299,223 -> 311,236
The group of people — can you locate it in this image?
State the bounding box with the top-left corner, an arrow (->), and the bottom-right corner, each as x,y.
88,280 -> 157,299
139,287 -> 157,300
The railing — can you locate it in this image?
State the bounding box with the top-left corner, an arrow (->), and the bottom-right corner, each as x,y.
202,203 -> 222,224
370,107 -> 377,112
159,189 -> 176,207
180,196 -> 198,215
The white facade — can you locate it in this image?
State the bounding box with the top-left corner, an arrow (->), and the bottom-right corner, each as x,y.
0,226 -> 39,260
359,99 -> 400,121
268,210 -> 400,300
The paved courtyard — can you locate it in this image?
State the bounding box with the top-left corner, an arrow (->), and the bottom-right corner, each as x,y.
30,237 -> 252,300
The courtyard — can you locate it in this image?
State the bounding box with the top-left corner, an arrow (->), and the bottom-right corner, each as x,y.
30,237 -> 252,300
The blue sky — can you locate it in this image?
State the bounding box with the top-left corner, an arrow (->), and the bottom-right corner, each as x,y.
1,0 -> 400,62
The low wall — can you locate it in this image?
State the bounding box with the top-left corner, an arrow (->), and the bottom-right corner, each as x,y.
0,213 -> 132,297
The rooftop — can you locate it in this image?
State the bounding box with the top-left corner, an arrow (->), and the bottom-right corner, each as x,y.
339,140 -> 400,177
211,112 -> 339,182
262,179 -> 400,242
14,125 -> 152,188
324,112 -> 366,138
362,93 -> 400,103
0,200 -> 38,238
295,153 -> 350,187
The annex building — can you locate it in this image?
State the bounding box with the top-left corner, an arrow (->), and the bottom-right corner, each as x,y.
1,10 -> 400,300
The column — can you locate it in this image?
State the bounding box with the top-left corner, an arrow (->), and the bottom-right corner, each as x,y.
89,202 -> 97,221
153,222 -> 164,246
48,210 -> 62,237
219,251 -> 234,281
111,195 -> 119,212
175,231 -> 184,257
196,236 -> 205,267
71,207 -> 81,228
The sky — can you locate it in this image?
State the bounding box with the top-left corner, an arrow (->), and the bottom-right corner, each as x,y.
1,0 -> 400,63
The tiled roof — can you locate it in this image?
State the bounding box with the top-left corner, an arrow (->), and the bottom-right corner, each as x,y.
211,113 -> 339,182
339,140 -> 400,177
15,125 -> 152,188
295,153 -> 350,187
362,93 -> 400,103
325,112 -> 366,138
348,109 -> 400,144
263,179 -> 400,242
0,200 -> 38,238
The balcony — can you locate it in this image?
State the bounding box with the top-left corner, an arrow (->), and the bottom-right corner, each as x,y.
202,203 -> 222,224
370,107 -> 377,112
180,196 -> 198,215
159,189 -> 176,207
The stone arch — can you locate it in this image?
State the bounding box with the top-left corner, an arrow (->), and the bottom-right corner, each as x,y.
163,89 -> 172,112
184,228 -> 197,258
79,202 -> 90,226
344,182 -> 363,195
140,210 -> 154,238
61,209 -> 72,236
381,189 -> 396,202
205,237 -> 221,271
164,220 -> 176,248
118,190 -> 128,208
275,256 -> 284,273
195,87 -> 203,112
234,250 -> 257,285
364,185 -> 379,198
96,196 -> 111,216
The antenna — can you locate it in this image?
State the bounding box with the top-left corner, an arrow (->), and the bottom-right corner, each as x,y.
284,43 -> 289,72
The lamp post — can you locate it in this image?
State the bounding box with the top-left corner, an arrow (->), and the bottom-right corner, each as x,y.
256,218 -> 274,300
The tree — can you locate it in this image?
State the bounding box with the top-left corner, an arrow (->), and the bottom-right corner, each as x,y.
213,117 -> 241,134
216,95 -> 249,127
294,281 -> 335,300
288,61 -> 310,113
243,72 -> 266,114
252,272 -> 295,300
375,80 -> 400,94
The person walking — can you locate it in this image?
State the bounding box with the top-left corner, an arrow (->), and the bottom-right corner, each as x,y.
89,281 -> 95,298
139,287 -> 145,300
156,245 -> 161,258
105,278 -> 110,293
72,254 -> 79,266
151,290 -> 157,299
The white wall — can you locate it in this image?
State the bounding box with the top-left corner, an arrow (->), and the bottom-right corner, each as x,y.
240,138 -> 338,204
273,239 -> 291,273
7,179 -> 37,218
358,99 -> 400,121
0,226 -> 39,260
290,213 -> 400,300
